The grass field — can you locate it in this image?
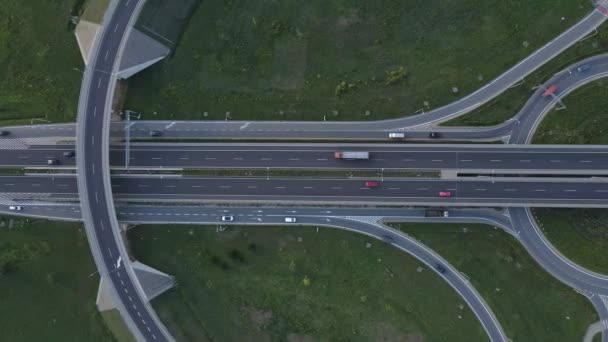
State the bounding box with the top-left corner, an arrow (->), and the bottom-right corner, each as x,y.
0,0 -> 83,126
444,24 -> 608,127
125,0 -> 589,122
129,224 -> 486,341
400,223 -> 597,341
532,208 -> 608,275
532,81 -> 608,144
0,216 -> 115,341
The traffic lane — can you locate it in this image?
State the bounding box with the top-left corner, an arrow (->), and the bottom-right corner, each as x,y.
3,176 -> 608,202
121,149 -> 608,170
84,0 -> 167,339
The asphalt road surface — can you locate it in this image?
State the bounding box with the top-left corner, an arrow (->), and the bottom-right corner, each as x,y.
75,0 -> 170,340
5,175 -> 608,207
6,144 -> 608,175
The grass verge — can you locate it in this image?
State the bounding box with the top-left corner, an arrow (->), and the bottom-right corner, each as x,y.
532,81 -> 608,144
125,0 -> 589,122
532,208 -> 608,275
0,0 -> 83,127
101,309 -> 136,342
129,224 -> 486,341
0,216 -> 114,341
444,24 -> 608,127
400,223 -> 597,341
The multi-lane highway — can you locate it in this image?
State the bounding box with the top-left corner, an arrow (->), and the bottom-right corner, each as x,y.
7,143 -> 608,175
5,175 -> 608,207
75,0 -> 171,341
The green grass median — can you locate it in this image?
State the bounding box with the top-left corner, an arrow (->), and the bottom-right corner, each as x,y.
400,223 -> 597,341
125,0 -> 588,122
129,224 -> 486,341
0,0 -> 83,126
532,81 -> 608,144
0,217 -> 114,341
532,208 -> 608,275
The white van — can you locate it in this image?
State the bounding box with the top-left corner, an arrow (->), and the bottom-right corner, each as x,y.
388,132 -> 405,139
284,217 -> 297,223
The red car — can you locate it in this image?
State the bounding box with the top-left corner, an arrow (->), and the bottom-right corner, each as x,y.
365,181 -> 379,188
438,191 -> 452,197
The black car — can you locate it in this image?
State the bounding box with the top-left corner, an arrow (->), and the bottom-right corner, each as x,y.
0,130 -> 9,136
434,263 -> 447,274
149,130 -> 162,137
63,151 -> 75,158
382,234 -> 395,242
429,132 -> 440,138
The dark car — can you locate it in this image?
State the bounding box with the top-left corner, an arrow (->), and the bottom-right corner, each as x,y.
429,132 -> 440,138
576,64 -> 591,73
434,263 -> 447,274
0,130 -> 9,136
63,151 -> 75,158
382,234 -> 394,242
149,130 -> 162,137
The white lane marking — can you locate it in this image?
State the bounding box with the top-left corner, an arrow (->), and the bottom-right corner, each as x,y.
107,248 -> 113,257
416,188 -> 428,191
92,163 -> 95,175
91,135 -> 95,146
579,160 -> 592,163
97,78 -> 102,89
563,189 -> 577,192
504,189 -> 517,192
490,160 -> 502,162
388,187 -> 400,190
289,158 -> 300,161
179,157 -> 189,160
431,159 -> 442,162
261,158 -> 272,161
164,185 -> 176,188
233,157 -> 243,160
549,160 -> 561,163
18,156 -> 29,159
114,23 -> 119,33
3,184 -> 13,186
275,186 -> 286,189
205,157 -> 216,160
137,311 -> 142,317
402,159 -> 416,162
519,159 -> 531,162
331,187 -> 342,190
303,186 -> 313,189
100,221 -> 105,231
151,157 -> 162,160
475,189 -> 486,191
120,279 -> 124,285
128,296 -> 133,302
247,186 -> 257,189
533,189 -> 547,192
104,49 -> 110,61
123,288 -> 128,294
219,185 -> 231,188
460,159 -> 472,162
317,158 -> 328,161
595,190 -> 608,192
95,192 -> 99,203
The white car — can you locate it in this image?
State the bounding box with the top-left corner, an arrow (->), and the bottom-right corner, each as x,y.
388,132 -> 405,139
9,206 -> 22,211
221,215 -> 234,222
284,217 -> 297,223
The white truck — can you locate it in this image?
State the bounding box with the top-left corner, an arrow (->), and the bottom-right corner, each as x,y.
334,151 -> 370,160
